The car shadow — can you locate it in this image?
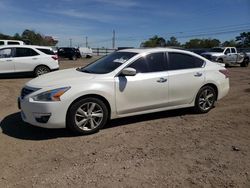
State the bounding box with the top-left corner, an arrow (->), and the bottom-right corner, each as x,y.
1,108 -> 195,140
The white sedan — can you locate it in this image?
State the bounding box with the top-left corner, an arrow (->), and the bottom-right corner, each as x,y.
0,45 -> 59,76
19,48 -> 229,134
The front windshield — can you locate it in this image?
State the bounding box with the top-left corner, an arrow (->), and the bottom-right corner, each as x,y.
210,48 -> 224,52
79,51 -> 137,74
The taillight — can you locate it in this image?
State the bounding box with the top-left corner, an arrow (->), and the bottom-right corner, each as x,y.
52,55 -> 58,60
219,69 -> 229,78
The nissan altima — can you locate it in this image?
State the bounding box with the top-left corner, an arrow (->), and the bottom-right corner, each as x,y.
18,48 -> 229,134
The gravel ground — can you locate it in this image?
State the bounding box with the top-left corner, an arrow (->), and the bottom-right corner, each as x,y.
0,58 -> 250,188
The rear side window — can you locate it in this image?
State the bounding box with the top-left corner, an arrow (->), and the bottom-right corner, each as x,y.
231,48 -> 236,53
168,52 -> 204,70
37,48 -> 55,55
7,41 -> 20,45
0,41 -> 4,45
0,48 -> 12,58
15,48 -> 39,57
129,52 -> 166,73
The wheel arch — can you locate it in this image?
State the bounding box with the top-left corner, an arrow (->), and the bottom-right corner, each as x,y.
200,83 -> 218,100
66,94 -> 112,123
33,64 -> 51,72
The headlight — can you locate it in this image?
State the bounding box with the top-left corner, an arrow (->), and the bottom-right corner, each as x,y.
32,87 -> 70,101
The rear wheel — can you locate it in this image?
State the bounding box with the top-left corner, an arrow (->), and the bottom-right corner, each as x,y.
34,65 -> 50,77
66,98 -> 108,135
241,58 -> 249,67
194,86 -> 216,113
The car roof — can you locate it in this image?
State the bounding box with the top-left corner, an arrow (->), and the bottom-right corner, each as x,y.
0,45 -> 53,49
118,47 -> 197,54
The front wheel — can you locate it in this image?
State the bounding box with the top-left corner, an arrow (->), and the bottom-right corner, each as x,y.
66,98 -> 109,135
194,86 -> 216,113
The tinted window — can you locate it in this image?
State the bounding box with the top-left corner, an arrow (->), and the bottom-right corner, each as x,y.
225,48 -> 230,54
0,48 -> 12,58
129,52 -> 166,73
37,48 -> 55,55
0,41 -> 4,45
168,53 -> 204,70
129,58 -> 148,73
80,52 -> 137,74
15,48 -> 39,57
7,41 -> 20,45
231,48 -> 236,53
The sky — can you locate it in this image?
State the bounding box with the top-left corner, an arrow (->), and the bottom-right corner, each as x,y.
0,0 -> 249,48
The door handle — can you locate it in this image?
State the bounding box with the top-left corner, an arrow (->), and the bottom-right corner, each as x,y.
32,58 -> 38,60
6,59 -> 12,62
194,72 -> 202,77
157,77 -> 167,83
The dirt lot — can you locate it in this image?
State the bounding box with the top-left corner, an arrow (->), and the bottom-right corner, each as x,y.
0,58 -> 250,188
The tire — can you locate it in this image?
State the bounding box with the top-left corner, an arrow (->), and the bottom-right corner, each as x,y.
71,55 -> 77,61
241,58 -> 249,67
34,65 -> 50,77
217,58 -> 223,63
194,86 -> 216,114
66,98 -> 109,135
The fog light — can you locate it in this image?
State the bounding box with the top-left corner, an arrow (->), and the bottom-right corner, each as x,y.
33,113 -> 51,123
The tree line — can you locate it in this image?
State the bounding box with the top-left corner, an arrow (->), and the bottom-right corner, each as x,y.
0,29 -> 58,46
140,32 -> 250,48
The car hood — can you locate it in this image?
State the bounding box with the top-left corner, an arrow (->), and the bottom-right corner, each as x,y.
201,52 -> 223,56
26,68 -> 96,88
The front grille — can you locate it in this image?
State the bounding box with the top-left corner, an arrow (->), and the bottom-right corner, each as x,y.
21,87 -> 39,99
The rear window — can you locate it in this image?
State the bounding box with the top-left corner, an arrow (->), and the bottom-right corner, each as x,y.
37,48 -> 55,55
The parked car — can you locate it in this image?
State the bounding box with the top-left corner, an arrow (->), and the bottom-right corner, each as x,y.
0,45 -> 59,76
18,48 -> 229,135
201,47 -> 249,67
79,47 -> 93,58
57,47 -> 81,60
0,39 -> 25,45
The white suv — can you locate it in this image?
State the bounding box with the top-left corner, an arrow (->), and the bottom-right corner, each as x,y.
19,48 -> 229,135
0,45 -> 59,76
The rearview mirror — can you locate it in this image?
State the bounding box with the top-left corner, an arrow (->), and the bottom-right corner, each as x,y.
121,67 -> 136,76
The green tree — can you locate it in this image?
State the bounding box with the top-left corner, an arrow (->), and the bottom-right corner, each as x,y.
166,36 -> 180,47
141,35 -> 166,47
222,40 -> 237,47
235,32 -> 250,47
185,38 -> 220,48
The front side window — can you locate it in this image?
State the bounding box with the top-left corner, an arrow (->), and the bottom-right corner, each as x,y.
129,52 -> 166,73
15,48 -> 39,57
79,52 -> 137,74
224,48 -> 230,55
0,48 -> 12,58
168,52 -> 204,70
7,41 -> 20,45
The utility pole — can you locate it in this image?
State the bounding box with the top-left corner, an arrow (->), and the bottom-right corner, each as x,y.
85,36 -> 88,47
112,30 -> 115,49
69,38 -> 72,47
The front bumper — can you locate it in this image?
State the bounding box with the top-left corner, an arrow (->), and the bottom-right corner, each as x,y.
18,97 -> 68,129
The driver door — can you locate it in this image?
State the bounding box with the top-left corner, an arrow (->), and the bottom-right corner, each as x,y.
115,52 -> 169,115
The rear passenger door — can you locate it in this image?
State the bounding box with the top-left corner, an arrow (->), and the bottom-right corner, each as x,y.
0,48 -> 15,73
13,47 -> 40,73
167,52 -> 205,106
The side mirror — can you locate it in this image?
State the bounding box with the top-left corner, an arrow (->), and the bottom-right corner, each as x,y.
121,67 -> 136,76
